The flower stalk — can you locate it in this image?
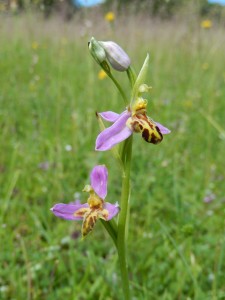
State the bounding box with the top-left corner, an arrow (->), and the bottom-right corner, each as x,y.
100,61 -> 128,106
117,135 -> 133,300
115,66 -> 136,299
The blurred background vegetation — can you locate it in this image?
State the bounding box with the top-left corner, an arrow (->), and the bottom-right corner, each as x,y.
1,0 -> 225,21
1,0 -> 225,299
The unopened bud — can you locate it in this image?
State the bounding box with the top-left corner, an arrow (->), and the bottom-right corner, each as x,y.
88,37 -> 106,64
99,41 -> 131,72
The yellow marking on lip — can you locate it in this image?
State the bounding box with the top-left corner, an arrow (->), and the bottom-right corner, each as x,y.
127,114 -> 163,144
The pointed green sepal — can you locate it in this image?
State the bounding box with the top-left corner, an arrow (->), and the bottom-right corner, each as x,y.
131,54 -> 150,106
88,37 -> 106,65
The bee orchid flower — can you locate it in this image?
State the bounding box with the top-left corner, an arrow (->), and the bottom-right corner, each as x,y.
95,54 -> 170,151
51,165 -> 120,238
95,107 -> 170,151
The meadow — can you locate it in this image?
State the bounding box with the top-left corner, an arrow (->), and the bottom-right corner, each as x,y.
0,9 -> 225,300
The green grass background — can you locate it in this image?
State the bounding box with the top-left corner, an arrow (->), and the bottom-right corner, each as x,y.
0,10 -> 225,300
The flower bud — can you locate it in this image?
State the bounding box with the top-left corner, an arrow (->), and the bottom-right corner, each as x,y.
99,41 -> 131,72
88,37 -> 106,65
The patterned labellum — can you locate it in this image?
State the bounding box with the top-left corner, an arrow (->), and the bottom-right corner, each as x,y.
82,210 -> 99,238
81,209 -> 108,238
129,114 -> 163,144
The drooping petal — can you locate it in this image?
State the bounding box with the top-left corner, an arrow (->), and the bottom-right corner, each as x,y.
50,203 -> 89,220
154,122 -> 171,134
99,111 -> 120,122
90,165 -> 108,199
82,210 -> 99,238
95,110 -> 132,151
104,202 -> 120,220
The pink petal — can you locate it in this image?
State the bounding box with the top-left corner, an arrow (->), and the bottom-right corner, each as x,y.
90,165 -> 108,199
50,203 -> 88,220
99,111 -> 120,122
95,110 -> 132,151
154,121 -> 171,134
104,202 -> 120,220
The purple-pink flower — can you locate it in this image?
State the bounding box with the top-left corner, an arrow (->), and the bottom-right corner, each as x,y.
51,165 -> 120,237
95,104 -> 170,151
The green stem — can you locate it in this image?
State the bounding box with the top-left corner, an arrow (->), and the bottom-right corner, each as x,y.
100,62 -> 128,105
107,72 -> 128,106
115,66 -> 136,300
101,219 -> 118,247
117,136 -> 133,300
126,66 -> 137,88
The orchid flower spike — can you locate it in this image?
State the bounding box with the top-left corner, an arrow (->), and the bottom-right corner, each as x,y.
51,165 -> 120,238
95,54 -> 171,151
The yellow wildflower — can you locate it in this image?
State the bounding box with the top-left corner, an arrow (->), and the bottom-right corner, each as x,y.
98,70 -> 107,80
202,63 -> 209,70
105,11 -> 115,22
31,41 -> 39,50
183,100 -> 193,108
201,19 -> 212,29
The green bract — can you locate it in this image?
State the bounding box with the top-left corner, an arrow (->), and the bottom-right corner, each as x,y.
88,37 -> 106,64
131,54 -> 149,108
